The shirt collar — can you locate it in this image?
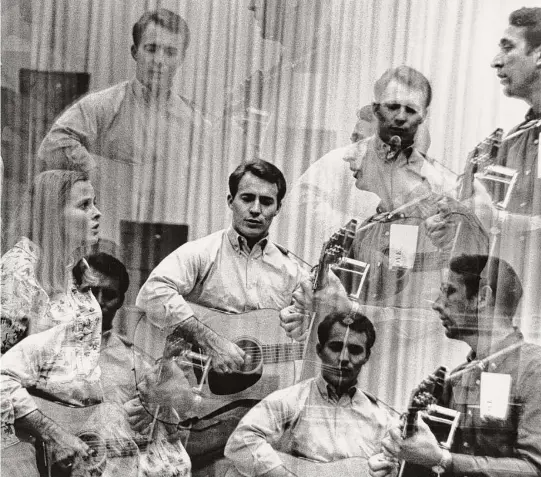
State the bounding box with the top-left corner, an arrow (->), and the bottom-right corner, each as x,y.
226,225 -> 269,254
467,329 -> 524,371
315,374 -> 358,403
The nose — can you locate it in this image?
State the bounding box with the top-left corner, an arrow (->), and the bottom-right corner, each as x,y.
250,200 -> 262,215
394,107 -> 407,124
92,203 -> 101,219
491,52 -> 502,69
343,143 -> 362,170
339,347 -> 350,364
432,294 -> 444,313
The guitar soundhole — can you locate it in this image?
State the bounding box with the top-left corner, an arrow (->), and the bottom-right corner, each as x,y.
78,431 -> 107,475
207,338 -> 263,396
236,338 -> 262,373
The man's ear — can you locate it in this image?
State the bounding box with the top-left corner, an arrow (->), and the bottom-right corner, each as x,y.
227,194 -> 233,209
316,342 -> 322,360
131,44 -> 138,62
477,284 -> 494,314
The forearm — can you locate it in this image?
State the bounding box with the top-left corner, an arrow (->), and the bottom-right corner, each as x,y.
16,409 -> 68,443
166,315 -> 221,352
450,453 -> 539,477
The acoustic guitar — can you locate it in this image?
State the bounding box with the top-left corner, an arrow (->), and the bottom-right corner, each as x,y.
225,451 -> 369,477
30,395 -> 189,477
398,367 -> 460,477
134,303 -> 304,419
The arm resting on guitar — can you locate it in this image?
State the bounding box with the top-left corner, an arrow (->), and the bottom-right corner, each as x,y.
166,316 -> 245,373
15,409 -> 89,463
225,386 -> 304,477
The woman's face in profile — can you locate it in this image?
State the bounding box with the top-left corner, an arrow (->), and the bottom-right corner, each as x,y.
63,180 -> 101,249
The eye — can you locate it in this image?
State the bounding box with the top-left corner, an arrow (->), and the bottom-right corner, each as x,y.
405,107 -> 419,115
164,47 -> 179,58
144,44 -> 157,54
348,345 -> 365,356
260,198 -> 275,207
78,200 -> 92,211
328,343 -> 343,352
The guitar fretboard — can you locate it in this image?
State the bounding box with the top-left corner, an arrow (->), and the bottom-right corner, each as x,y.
260,343 -> 304,364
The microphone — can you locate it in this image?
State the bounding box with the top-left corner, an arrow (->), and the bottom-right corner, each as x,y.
390,135 -> 402,151
386,135 -> 402,161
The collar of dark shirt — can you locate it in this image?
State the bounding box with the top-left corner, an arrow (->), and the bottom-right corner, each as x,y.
227,226 -> 269,255
465,329 -> 524,372
525,108 -> 541,122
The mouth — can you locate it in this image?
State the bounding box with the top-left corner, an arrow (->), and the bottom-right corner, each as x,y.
245,219 -> 262,227
497,74 -> 509,85
91,224 -> 100,233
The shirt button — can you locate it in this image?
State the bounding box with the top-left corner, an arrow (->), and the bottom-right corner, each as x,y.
520,235 -> 526,242
463,442 -> 469,448
525,170 -> 531,176
520,202 -> 527,207
475,379 -> 480,385
384,231 -> 390,236
534,139 -> 539,145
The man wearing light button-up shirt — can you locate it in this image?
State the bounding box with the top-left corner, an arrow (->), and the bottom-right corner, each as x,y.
371,254 -> 541,477
225,311 -> 396,477
38,9 -> 210,244
136,160 -> 310,375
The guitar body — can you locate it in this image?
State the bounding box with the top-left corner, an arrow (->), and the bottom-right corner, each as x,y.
134,304 -> 303,417
32,396 -> 142,477
225,452 -> 369,477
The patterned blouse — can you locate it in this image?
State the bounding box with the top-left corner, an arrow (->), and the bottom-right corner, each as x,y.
0,237 -> 102,449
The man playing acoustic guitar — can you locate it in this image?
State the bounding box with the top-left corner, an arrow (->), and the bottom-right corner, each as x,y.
136,159 -> 311,375
370,254 -> 541,476
225,310 -> 396,477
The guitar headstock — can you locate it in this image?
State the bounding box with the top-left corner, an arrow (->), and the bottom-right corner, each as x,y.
468,128 -> 503,171
312,219 -> 358,291
402,366 -> 447,438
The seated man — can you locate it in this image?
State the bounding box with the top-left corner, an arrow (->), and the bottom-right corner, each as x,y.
1,252 -> 194,477
225,311 -> 397,477
370,254 -> 541,476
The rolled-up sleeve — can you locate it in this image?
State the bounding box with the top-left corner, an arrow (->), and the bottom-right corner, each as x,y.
136,242 -> 209,328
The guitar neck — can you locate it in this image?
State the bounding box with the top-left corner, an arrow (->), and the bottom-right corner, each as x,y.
261,342 -> 304,364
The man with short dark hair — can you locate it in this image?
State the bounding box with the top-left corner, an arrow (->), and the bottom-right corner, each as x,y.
487,7 -> 541,334
38,8 -> 208,243
369,254 -> 541,476
137,159 -> 310,374
225,310 -> 395,477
